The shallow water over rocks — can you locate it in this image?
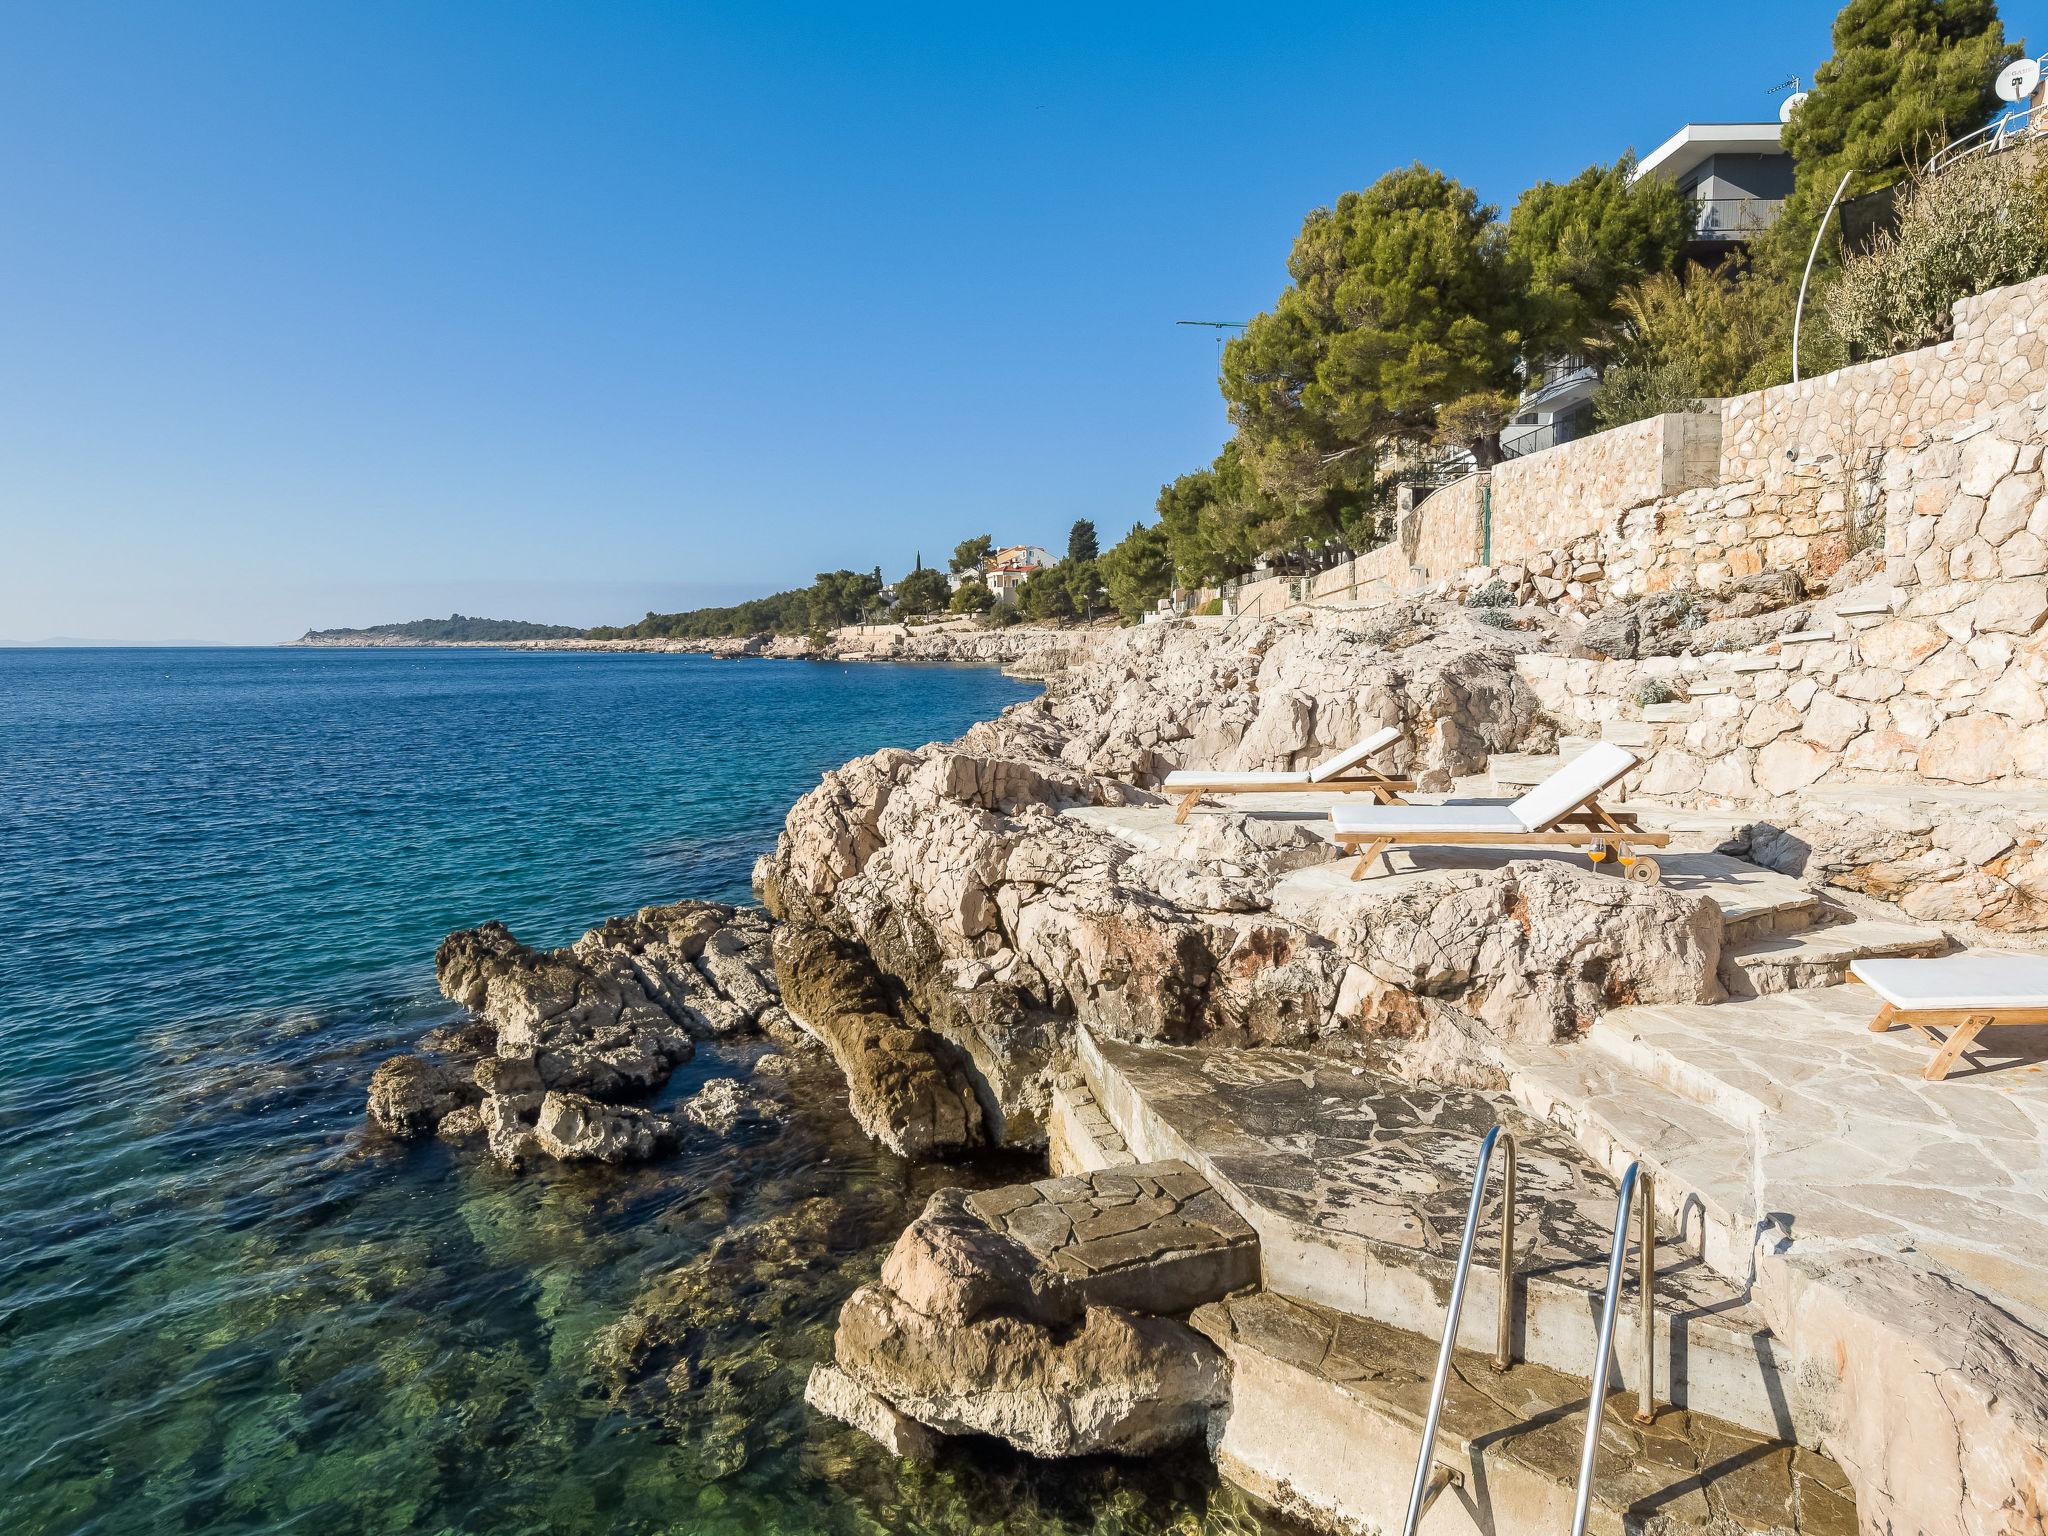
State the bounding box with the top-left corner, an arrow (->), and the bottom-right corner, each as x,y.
2,648 -> 1304,1534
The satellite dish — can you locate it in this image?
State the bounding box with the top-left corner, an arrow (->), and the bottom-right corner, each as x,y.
1778,90 -> 1810,123
1996,57 -> 2040,103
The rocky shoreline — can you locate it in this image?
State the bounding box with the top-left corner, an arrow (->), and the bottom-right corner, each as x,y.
294,619 -> 1108,676
364,582 -> 2048,1534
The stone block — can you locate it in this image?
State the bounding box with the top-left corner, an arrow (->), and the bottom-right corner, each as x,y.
806,1363 -> 941,1459
1857,619 -> 1948,670
1918,715 -> 2018,784
1755,736 -> 1832,795
1972,583 -> 2048,636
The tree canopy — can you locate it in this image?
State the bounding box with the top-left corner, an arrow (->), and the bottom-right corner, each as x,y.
949,534 -> 993,574
1066,519 -> 1098,564
1506,155 -> 1692,363
808,569 -> 883,630
1777,0 -> 2015,254
1098,522 -> 1174,619
1153,440 -> 1293,587
948,577 -> 995,614
893,565 -> 951,615
1222,164 -> 1523,478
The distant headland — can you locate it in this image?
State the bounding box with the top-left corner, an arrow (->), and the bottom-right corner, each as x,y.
292,614 -> 588,646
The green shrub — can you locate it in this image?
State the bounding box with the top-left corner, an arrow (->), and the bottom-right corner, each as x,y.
1473,608 -> 1520,629
1591,357 -> 1704,429
1464,579 -> 1514,608
983,601 -> 1022,629
1195,597 -> 1223,617
1591,264 -> 1797,429
1825,145 -> 2048,359
1633,678 -> 1677,706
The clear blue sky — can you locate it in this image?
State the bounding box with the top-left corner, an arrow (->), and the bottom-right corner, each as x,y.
2,0 -> 2017,642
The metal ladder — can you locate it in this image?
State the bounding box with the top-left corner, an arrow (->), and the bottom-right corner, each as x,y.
1398,1124 -> 1519,1536
1399,1135 -> 1659,1536
1568,1161 -> 1658,1536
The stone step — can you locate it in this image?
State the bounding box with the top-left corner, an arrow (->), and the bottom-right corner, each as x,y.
1048,1072 -> 1136,1172
1078,1030 -> 1825,1446
1193,1291 -> 1858,1536
1501,1043 -> 1762,1284
1720,917 -> 1948,997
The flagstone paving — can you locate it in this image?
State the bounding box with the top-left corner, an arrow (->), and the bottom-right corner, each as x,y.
1581,982 -> 2048,1331
1085,1033 -> 1746,1313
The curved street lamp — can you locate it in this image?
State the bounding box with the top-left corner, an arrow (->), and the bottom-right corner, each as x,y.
1792,169 -> 1855,382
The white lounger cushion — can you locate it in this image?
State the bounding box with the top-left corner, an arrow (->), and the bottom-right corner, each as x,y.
1307,724 -> 1403,784
1328,803 -> 1527,836
1161,723 -> 1402,791
1161,769 -> 1311,789
1850,953 -> 2048,1011
1505,742 -> 1640,831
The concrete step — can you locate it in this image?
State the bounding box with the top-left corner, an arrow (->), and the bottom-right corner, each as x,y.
1078,1030 -> 1824,1447
1720,917 -> 1947,997
1193,1291 -> 1858,1536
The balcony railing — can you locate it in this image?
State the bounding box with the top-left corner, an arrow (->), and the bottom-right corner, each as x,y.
1689,197 -> 1785,239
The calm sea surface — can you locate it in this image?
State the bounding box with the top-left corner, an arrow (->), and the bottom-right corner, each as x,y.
0,648 -> 1290,1536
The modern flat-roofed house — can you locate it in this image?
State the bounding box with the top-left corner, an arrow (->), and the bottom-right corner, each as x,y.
1634,122 -> 1794,261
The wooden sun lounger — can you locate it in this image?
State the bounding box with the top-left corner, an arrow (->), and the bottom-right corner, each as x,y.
1162,725 -> 1413,824
1329,742 -> 1669,883
1851,953 -> 2048,1080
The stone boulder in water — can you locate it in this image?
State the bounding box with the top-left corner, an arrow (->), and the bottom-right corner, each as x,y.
770,922 -> 985,1159
814,1170 -> 1252,1458
367,901 -> 786,1168
365,1054 -> 476,1139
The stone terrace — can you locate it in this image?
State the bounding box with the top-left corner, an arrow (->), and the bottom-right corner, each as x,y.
1539,983 -> 2048,1330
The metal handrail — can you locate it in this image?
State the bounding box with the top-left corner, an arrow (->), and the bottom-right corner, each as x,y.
1398,1125 -> 1519,1536
1567,1162 -> 1659,1536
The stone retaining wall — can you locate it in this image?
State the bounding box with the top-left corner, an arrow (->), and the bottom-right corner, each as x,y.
1516,400 -> 2048,798
1263,274 -> 2048,615
1720,273 -> 2048,485
1489,410 -> 1721,569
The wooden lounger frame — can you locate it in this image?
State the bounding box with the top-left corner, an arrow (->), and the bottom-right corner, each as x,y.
1172,769 -> 1415,825
1335,797 -> 1670,882
1864,999 -> 2048,1081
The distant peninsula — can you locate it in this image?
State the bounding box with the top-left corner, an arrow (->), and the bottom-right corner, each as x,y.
293,614 -> 588,646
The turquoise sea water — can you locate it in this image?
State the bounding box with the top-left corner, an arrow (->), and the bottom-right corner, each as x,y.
1,647 -> 1291,1536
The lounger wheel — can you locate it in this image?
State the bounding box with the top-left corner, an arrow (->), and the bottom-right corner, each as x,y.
1625,857 -> 1662,886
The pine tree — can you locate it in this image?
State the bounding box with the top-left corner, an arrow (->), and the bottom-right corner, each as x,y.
1775,0 -> 2015,259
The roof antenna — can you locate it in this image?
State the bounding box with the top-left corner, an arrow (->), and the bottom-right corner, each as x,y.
1767,75 -> 1808,122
